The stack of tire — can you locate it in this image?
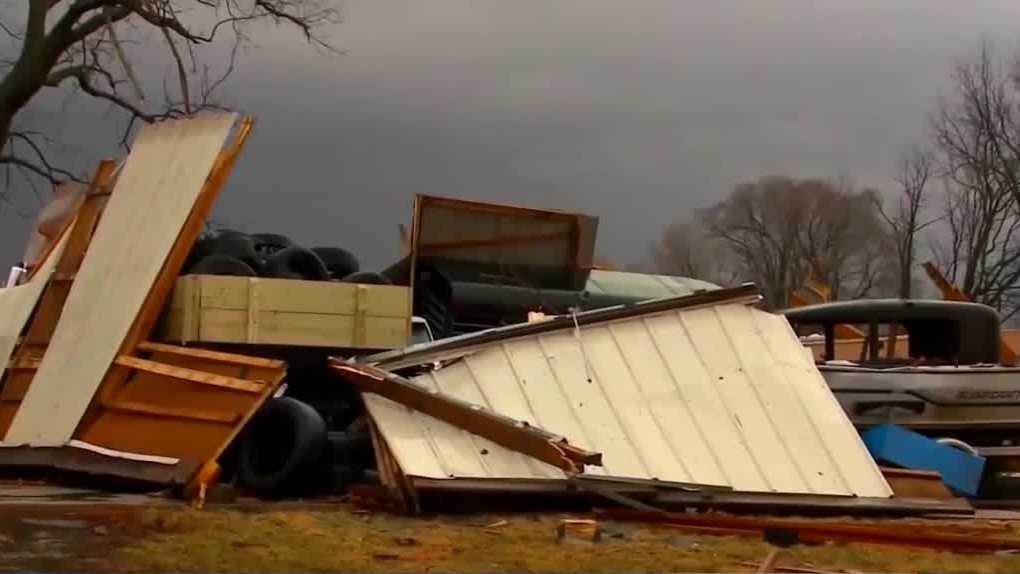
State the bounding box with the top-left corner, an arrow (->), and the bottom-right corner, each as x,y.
182,228 -> 392,285
223,396 -> 375,499
185,230 -> 382,498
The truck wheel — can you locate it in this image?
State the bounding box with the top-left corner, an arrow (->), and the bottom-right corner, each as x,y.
342,271 -> 392,285
261,246 -> 331,281
311,247 -> 360,280
188,254 -> 257,277
237,397 -> 328,497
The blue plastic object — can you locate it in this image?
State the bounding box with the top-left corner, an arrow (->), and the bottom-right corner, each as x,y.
861,423 -> 986,497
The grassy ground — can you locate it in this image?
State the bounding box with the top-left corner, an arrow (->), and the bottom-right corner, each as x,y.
91,506 -> 1020,573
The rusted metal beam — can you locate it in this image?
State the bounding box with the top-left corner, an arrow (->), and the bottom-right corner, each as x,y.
329,360 -> 602,473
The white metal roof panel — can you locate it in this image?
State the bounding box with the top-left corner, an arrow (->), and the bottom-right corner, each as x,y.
365,302 -> 891,497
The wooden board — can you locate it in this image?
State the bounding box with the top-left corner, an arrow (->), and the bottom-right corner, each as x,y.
4,114 -> 238,447
158,274 -> 412,349
0,161 -> 118,438
75,342 -> 285,466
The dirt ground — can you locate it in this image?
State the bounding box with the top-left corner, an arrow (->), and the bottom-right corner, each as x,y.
4,495 -> 1020,573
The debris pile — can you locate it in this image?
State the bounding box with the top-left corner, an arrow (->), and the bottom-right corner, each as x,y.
3,114 -> 1019,558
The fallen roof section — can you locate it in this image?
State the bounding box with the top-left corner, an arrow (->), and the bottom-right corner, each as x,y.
6,113 -> 239,446
359,286 -> 893,498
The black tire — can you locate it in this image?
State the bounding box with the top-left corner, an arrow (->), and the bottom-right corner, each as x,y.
342,271 -> 392,285
311,247 -> 360,280
188,254 -> 257,277
261,246 -> 331,281
237,397 -> 328,497
183,232 -> 217,274
251,233 -> 295,259
326,429 -> 374,467
204,232 -> 261,271
301,398 -> 361,430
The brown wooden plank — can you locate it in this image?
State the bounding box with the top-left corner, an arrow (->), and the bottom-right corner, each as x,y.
136,341 -> 284,369
113,356 -> 264,393
331,360 -> 602,473
101,398 -> 239,424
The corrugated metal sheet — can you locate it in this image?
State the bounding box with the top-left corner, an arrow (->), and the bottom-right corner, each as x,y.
585,270 -> 719,300
365,301 -> 892,497
5,113 -> 238,446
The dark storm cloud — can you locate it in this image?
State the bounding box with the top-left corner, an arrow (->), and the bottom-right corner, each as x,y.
4,1 -> 1020,270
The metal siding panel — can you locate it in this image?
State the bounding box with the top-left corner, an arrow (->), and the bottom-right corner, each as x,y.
583,325 -> 676,480
430,363 -> 548,478
751,310 -> 893,497
6,115 -> 237,446
460,351 -> 537,425
414,371 -> 492,477
608,319 -> 724,485
366,300 -> 890,497
363,394 -> 452,478
643,312 -> 765,491
538,331 -> 639,477
503,338 -> 597,454
680,307 -> 806,492
716,304 -> 851,495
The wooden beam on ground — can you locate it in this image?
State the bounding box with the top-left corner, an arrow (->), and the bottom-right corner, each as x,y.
923,261 -> 1018,365
329,359 -> 602,473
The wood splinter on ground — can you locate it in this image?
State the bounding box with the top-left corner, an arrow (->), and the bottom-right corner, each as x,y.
557,518 -> 601,543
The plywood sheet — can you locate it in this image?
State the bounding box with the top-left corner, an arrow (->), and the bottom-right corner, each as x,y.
4,113 -> 237,446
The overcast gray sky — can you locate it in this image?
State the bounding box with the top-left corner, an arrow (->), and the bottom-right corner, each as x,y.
4,1 -> 1020,271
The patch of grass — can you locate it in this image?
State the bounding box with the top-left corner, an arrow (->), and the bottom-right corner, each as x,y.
108,506 -> 1020,573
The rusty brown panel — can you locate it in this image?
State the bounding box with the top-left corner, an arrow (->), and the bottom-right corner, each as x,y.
77,411 -> 233,461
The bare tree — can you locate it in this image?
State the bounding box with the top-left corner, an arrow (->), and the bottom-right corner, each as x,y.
875,146 -> 936,298
647,220 -> 740,286
929,42 -> 1020,318
698,175 -> 892,308
0,1 -> 339,199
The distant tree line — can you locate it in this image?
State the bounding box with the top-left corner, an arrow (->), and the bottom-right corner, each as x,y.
648,41 -> 1020,319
